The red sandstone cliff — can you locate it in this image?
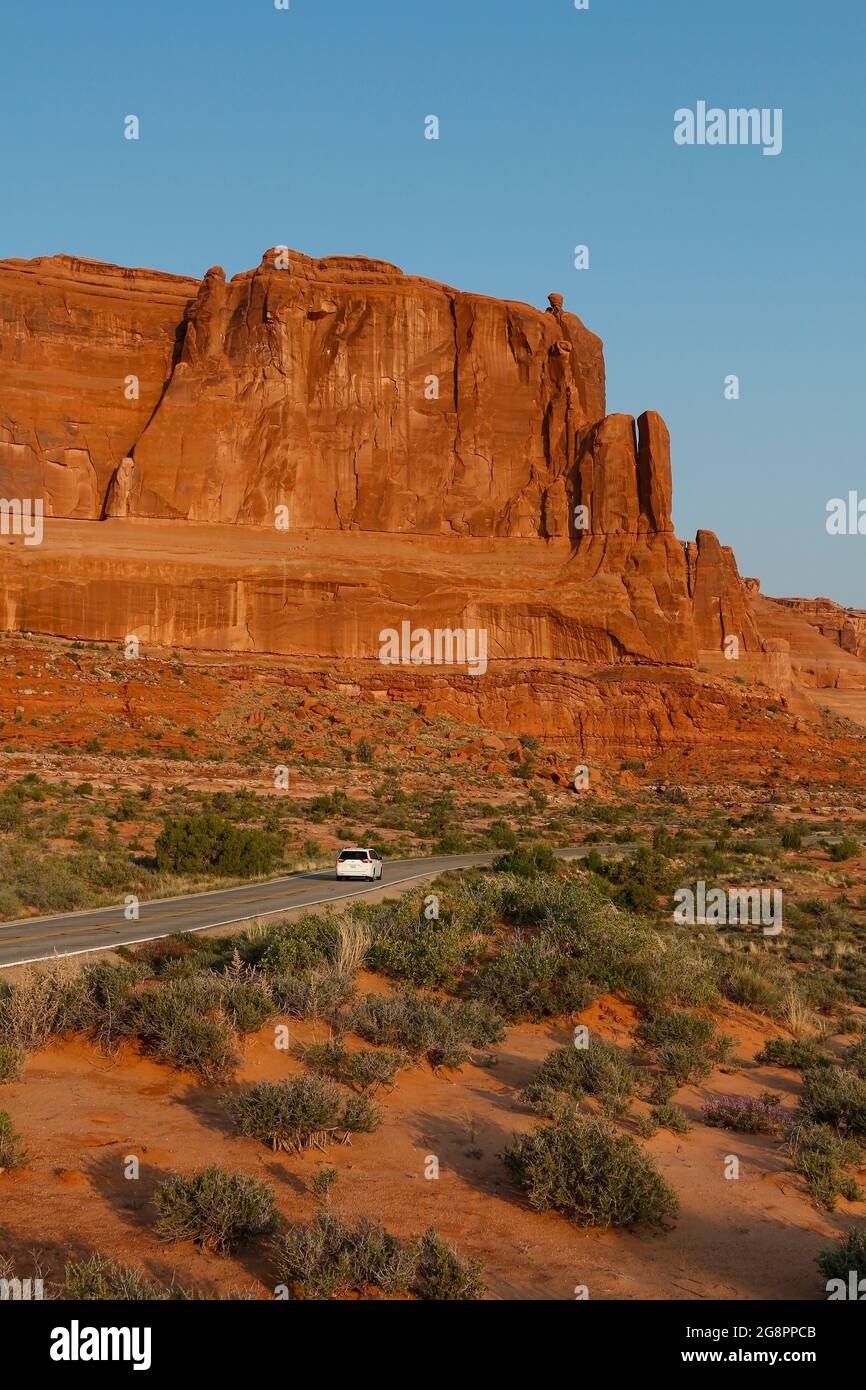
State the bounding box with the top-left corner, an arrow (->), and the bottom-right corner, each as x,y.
0,247 -> 775,686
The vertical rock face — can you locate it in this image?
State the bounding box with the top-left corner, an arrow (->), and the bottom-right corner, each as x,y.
0,255 -> 198,518
0,245 -> 768,675
574,410 -> 673,536
685,529 -> 762,653
104,251 -> 607,538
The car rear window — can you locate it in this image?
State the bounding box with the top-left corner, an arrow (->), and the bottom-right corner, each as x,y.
339,850 -> 369,861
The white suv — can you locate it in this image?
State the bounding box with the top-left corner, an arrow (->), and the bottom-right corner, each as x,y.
335,847 -> 383,881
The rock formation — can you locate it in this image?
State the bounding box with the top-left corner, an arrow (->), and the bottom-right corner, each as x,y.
0,244 -> 821,718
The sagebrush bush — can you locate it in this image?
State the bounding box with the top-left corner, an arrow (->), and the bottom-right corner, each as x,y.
124,977 -> 239,1080
350,991 -> 504,1070
787,1121 -> 864,1209
228,1074 -> 381,1153
0,1042 -> 24,1084
522,1040 -> 636,1118
800,1066 -> 866,1136
258,915 -> 338,975
0,1110 -> 28,1170
270,969 -> 355,1020
817,1227 -> 866,1283
366,895 -> 475,990
636,1009 -> 716,1084
271,1213 -> 486,1301
756,1038 -> 830,1071
502,1114 -> 678,1229
465,934 -> 594,1023
302,1040 -> 406,1094
62,1253 -> 188,1300
153,1165 -> 277,1253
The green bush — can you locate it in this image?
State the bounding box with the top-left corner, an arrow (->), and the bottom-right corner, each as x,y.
817,1227 -> 866,1283
636,1009 -> 716,1084
63,1253 -> 189,1300
258,916 -> 338,975
493,843 -> 557,878
523,1041 -> 636,1118
155,814 -> 281,878
365,894 -> 473,990
829,837 -> 860,863
228,1074 -> 381,1153
350,991 -> 504,1070
465,935 -> 594,1023
800,1066 -> 866,1136
788,1122 -> 864,1209
651,1103 -> 692,1134
302,1041 -> 406,1094
756,1038 -> 829,1071
0,1043 -> 24,1084
502,1114 -> 678,1229
269,969 -> 355,1020
0,1110 -> 28,1169
153,1165 -> 277,1254
124,977 -> 239,1080
271,1214 -> 486,1301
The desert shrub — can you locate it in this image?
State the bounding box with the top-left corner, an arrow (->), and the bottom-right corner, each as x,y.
365,893 -> 474,989
755,1038 -> 829,1071
629,941 -> 720,1012
647,1073 -> 679,1106
651,1103 -> 692,1134
0,1043 -> 24,1084
271,1214 -> 485,1301
0,1110 -> 28,1169
302,1040 -> 406,1094
493,843 -> 557,878
155,814 -> 281,877
272,1214 -> 412,1299
523,1041 -> 636,1118
779,825 -> 804,851
350,991 -> 504,1070
270,969 -> 355,1020
817,1228 -> 866,1283
788,1122 -> 864,1209
228,1074 -> 381,1153
62,1253 -> 188,1300
701,1094 -> 786,1135
153,1165 -> 276,1254
718,963 -> 787,1016
258,915 -> 338,975
465,934 -> 594,1023
800,1066 -> 866,1136
846,1038 -> 866,1079
829,836 -> 860,862
502,1114 -> 678,1229
414,1228 -> 486,1300
211,963 -> 275,1033
636,1009 -> 716,1084
124,977 -> 238,1080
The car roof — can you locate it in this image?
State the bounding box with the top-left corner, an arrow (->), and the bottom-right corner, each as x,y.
341,846 -> 372,852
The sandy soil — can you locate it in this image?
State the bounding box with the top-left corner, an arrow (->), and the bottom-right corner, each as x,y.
1,988 -> 859,1301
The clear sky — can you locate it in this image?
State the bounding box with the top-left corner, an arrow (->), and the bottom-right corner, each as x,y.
2,0 -> 863,604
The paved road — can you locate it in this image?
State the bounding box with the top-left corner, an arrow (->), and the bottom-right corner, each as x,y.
0,847 -> 595,970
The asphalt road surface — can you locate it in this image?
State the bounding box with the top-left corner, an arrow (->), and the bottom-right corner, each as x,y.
0,847 -> 596,970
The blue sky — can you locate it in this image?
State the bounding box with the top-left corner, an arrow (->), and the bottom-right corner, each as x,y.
2,0 -> 864,603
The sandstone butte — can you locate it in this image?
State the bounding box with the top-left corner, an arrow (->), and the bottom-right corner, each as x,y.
1,247 -> 865,749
